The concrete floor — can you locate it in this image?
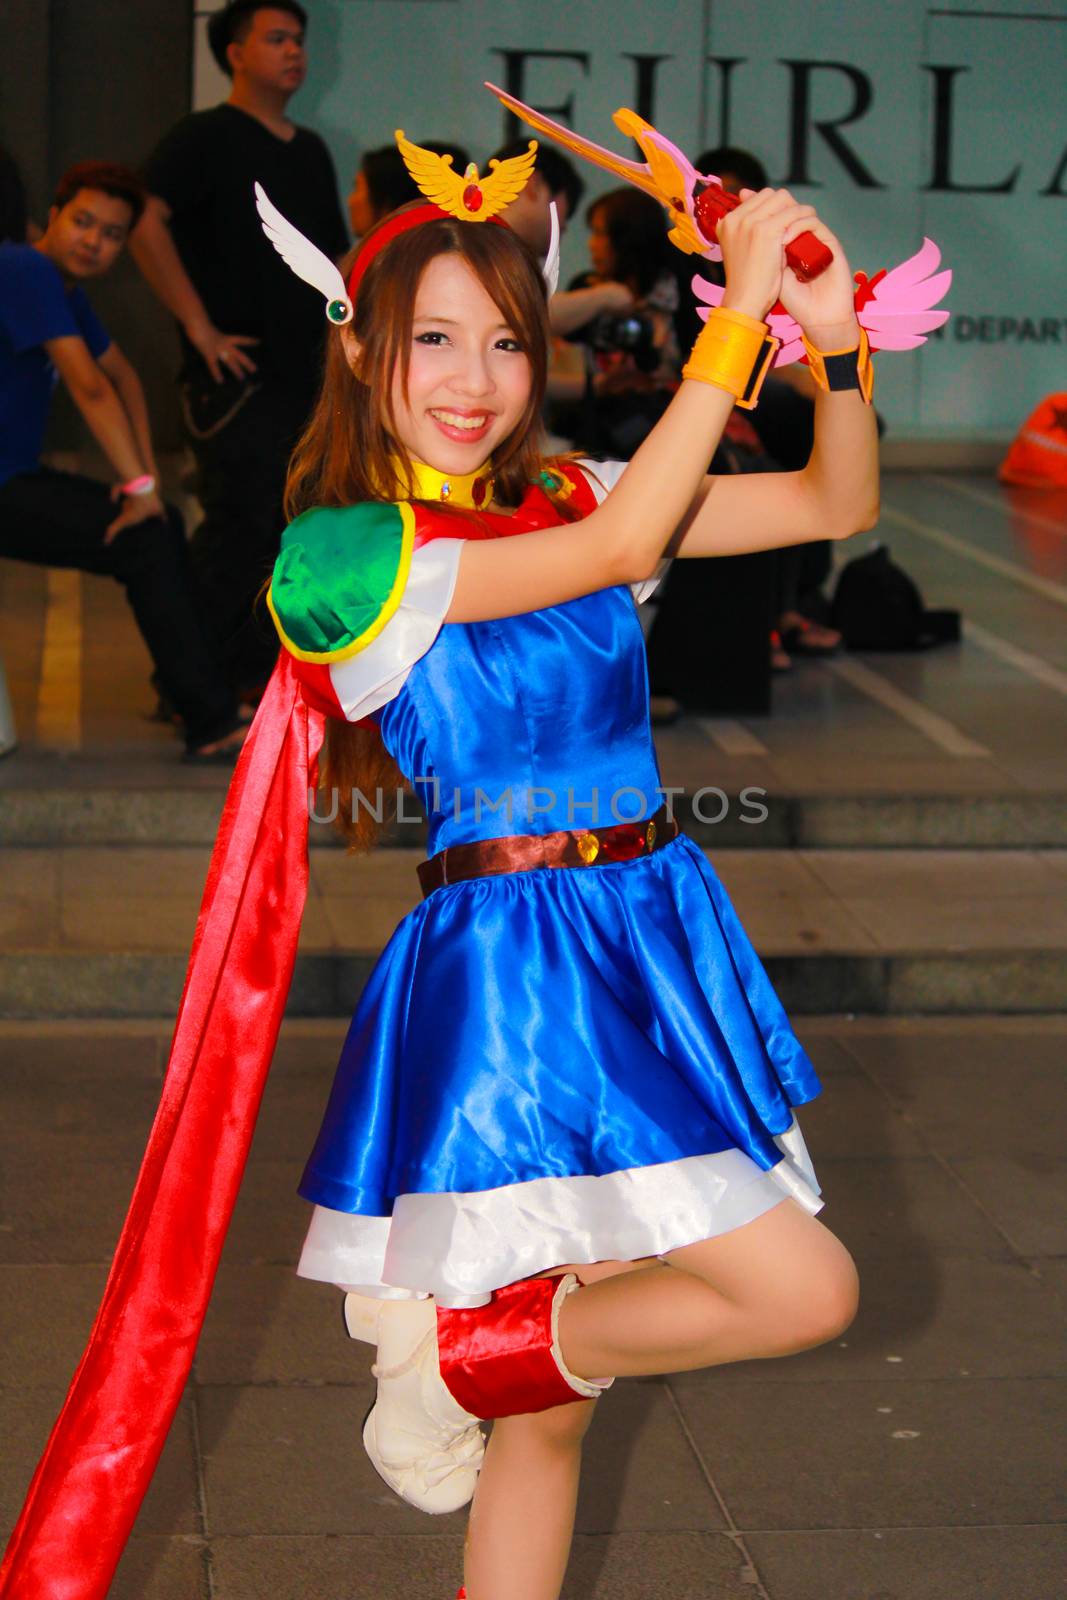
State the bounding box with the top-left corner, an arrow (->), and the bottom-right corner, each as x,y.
1,1015 -> 1065,1599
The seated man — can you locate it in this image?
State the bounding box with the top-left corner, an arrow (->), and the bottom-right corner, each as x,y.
0,161 -> 243,760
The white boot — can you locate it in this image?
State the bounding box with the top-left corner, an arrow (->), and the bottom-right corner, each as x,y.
342,1290 -> 385,1344
363,1298 -> 485,1515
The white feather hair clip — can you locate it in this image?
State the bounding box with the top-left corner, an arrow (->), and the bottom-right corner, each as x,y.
254,181 -> 353,325
255,181 -> 562,319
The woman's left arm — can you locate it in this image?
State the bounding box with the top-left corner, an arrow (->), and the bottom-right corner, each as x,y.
670,214 -> 880,558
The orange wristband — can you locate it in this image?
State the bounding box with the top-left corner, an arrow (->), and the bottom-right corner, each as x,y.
683,307 -> 780,410
802,326 -> 874,404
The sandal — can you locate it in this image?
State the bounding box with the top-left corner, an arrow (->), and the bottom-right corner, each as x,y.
182,723 -> 247,765
779,614 -> 842,656
770,630 -> 792,673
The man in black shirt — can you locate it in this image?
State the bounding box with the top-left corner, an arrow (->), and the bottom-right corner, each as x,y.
131,1 -> 349,692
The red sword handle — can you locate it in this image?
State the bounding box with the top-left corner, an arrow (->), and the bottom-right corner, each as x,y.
693,185 -> 833,283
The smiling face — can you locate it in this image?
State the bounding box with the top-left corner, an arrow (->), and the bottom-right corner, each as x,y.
377,252 -> 533,475
43,189 -> 133,280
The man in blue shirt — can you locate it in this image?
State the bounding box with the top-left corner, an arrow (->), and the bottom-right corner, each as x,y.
0,161 -> 243,759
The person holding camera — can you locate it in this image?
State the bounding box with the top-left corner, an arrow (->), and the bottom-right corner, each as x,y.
550,187 -> 692,460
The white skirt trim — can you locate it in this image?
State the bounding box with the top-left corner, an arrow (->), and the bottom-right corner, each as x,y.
296,1120 -> 822,1309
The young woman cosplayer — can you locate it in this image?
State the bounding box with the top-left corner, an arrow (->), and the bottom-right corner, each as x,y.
0,140 -> 880,1600
265,140 -> 876,1599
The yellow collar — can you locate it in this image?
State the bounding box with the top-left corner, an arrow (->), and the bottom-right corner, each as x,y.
394,457 -> 494,510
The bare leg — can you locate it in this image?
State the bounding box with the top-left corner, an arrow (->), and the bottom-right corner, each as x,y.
557,1199 -> 859,1380
463,1401 -> 595,1600
460,1207 -> 857,1599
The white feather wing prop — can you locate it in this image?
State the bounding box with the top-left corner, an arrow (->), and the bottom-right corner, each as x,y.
543,201 -> 561,297
254,182 -> 351,322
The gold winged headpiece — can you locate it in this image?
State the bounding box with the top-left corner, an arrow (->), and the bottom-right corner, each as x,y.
395,132 -> 538,221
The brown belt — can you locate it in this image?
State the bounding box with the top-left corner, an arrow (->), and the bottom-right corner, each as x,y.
417,802 -> 679,898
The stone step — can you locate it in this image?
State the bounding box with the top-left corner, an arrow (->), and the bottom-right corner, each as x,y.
2,786 -> 1066,850
4,844 -> 1066,1020
2,946 -> 1065,1020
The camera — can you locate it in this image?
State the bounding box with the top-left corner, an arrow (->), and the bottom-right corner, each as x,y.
587,311 -> 659,374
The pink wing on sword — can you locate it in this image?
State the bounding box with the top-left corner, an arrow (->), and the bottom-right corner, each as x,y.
693,238 -> 952,366
485,82 -> 952,368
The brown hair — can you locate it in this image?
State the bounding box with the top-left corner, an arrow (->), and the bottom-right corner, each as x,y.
285,210 -> 578,852
53,162 -> 146,227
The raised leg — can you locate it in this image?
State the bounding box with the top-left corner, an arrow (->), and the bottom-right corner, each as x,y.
556,1199 -> 859,1380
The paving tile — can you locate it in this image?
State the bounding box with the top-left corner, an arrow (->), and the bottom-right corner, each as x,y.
762,954 -> 888,1015
575,1380 -> 726,1533
293,896 -> 339,953
246,1068 -> 337,1164
197,1383 -> 469,1536
686,1256 -> 1065,1385
0,1154 -> 137,1263
889,951 -> 1067,1013
309,849 -> 420,901
268,1019 -> 348,1076
0,1389 -> 199,1534
787,1026 -> 864,1074
224,1159 -> 313,1267
59,895 -> 201,953
713,895 -> 881,957
668,1376 -> 1066,1529
197,1267 -> 362,1386
840,1032 -> 1067,1159
795,1074 -> 925,1160
563,1531 -> 763,1598
0,1263 -> 109,1387
319,894 -> 421,951
59,846 -> 213,899
210,1533 -> 466,1600
108,1537 -> 208,1600
746,1525 -> 1067,1600
0,1025 -> 162,1077
212,1529 -> 762,1600
814,1157 -> 1012,1260
706,851 -> 826,896
0,1061 -> 164,1162
0,893 -> 58,951
947,1156 -> 1067,1257
800,847 -> 1061,899
0,851 -> 62,900
0,953 -> 188,1020
839,895 -> 1067,952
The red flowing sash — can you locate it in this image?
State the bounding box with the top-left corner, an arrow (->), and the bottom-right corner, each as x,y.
0,654 -> 323,1599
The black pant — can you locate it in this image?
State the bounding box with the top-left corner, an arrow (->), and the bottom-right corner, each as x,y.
181,372 -> 312,693
0,466 -> 237,750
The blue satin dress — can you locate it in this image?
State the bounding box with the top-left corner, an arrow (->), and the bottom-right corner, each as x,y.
296,541 -> 824,1305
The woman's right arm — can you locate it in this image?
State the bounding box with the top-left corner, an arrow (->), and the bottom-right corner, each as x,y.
447,189 -> 815,625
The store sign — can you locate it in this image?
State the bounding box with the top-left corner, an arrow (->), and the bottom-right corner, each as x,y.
194,0 -> 1066,439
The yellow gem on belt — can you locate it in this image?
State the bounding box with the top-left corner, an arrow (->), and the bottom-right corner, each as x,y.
646,820 -> 657,850
577,833 -> 600,864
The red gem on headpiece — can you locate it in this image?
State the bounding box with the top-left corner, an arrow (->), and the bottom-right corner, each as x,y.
463,184 -> 484,213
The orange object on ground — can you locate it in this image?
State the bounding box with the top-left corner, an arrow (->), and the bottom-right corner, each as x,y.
999,393 -> 1067,487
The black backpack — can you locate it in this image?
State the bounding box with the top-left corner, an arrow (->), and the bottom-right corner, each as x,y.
831,543 -> 960,651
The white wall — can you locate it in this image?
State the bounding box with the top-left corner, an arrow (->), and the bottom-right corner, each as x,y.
193,0 -> 1067,441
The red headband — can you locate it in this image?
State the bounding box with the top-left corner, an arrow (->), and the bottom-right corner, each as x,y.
346,203 -> 509,307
